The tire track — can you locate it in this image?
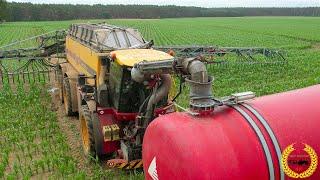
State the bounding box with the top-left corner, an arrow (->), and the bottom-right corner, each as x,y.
50,77 -> 94,176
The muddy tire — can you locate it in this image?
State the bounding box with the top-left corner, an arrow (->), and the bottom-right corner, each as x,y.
63,77 -> 73,116
92,113 -> 104,157
80,105 -> 96,158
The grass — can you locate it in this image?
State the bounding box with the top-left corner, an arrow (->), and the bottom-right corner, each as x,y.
0,84 -> 84,179
0,17 -> 320,179
0,84 -> 144,179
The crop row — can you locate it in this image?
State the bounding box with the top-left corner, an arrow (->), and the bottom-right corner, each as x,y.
0,17 -> 319,178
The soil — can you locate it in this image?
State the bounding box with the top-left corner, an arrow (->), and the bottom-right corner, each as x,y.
43,58 -> 96,176
50,81 -> 94,176
311,43 -> 320,50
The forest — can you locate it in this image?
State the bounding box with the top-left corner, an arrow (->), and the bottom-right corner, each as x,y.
0,1 -> 320,21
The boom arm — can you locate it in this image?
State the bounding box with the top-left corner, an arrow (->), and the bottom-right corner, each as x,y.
154,45 -> 286,64
0,30 -> 66,60
0,30 -> 66,84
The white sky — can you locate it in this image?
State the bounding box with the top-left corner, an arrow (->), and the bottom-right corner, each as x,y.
7,0 -> 320,8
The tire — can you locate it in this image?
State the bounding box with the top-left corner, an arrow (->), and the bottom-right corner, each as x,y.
63,77 -> 73,116
92,113 -> 104,158
80,105 -> 96,158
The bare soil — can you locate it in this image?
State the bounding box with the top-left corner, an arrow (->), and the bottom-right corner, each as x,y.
50,83 -> 94,175
48,58 -> 93,174
311,43 -> 320,50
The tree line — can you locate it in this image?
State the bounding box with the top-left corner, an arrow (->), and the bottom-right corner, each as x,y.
1,1 -> 320,21
0,0 -> 7,21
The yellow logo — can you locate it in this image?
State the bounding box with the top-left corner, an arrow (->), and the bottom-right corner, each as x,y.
281,143 -> 318,178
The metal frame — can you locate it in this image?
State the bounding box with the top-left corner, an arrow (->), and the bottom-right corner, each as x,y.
155,45 -> 286,65
0,30 -> 66,85
68,23 -> 150,52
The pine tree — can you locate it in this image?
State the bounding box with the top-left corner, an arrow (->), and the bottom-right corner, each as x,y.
0,0 -> 7,22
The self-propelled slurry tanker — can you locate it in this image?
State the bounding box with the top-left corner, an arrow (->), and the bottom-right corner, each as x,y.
0,23 -> 318,179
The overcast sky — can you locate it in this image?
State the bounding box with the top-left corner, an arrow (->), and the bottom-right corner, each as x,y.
7,0 -> 320,8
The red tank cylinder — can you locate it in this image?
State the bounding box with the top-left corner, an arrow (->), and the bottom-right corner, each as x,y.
143,85 -> 320,180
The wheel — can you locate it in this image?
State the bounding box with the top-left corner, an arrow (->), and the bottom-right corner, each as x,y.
63,77 -> 73,116
92,113 -> 104,157
80,105 -> 96,158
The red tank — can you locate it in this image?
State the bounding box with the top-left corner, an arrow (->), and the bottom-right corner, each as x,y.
143,85 -> 320,180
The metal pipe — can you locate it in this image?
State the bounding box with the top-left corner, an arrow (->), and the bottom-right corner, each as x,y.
132,57 -> 215,114
181,58 -> 208,83
144,74 -> 172,126
181,58 -> 215,111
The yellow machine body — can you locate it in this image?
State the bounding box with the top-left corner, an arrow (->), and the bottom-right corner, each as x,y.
58,23 -> 177,166
65,36 -> 173,85
114,49 -> 173,67
65,36 -> 106,84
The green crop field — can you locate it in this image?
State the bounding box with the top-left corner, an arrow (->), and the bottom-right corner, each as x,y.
0,17 -> 320,179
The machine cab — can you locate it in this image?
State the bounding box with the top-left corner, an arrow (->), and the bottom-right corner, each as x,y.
108,49 -> 173,113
